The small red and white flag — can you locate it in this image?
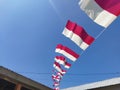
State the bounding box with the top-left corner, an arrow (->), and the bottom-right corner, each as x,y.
52,70 -> 63,78
55,56 -> 71,69
62,20 -> 94,50
79,0 -> 120,28
61,69 -> 67,74
57,72 -> 63,78
55,44 -> 79,61
64,62 -> 71,69
53,82 -> 60,87
53,62 -> 66,74
53,87 -> 59,90
55,56 -> 66,65
52,74 -> 61,82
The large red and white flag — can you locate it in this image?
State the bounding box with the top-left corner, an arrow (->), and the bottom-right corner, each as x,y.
79,0 -> 120,28
54,56 -> 71,69
55,44 -> 79,61
53,62 -> 66,74
62,20 -> 94,50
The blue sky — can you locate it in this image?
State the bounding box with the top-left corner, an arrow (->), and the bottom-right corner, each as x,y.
0,0 -> 120,89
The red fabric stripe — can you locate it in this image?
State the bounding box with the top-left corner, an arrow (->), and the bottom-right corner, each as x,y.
64,46 -> 79,59
55,56 -> 66,61
73,25 -> 88,40
95,0 -> 120,16
56,44 -> 63,49
66,20 -> 76,31
84,35 -> 94,45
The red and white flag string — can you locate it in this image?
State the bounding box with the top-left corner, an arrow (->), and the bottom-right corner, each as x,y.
51,0 -> 120,89
52,19 -> 109,89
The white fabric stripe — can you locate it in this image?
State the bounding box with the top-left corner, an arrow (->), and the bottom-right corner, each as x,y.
65,65 -> 70,69
80,42 -> 89,50
94,10 -> 117,28
55,48 -> 61,52
62,28 -> 89,50
62,28 -> 73,38
71,33 -> 83,46
79,0 -> 117,28
55,48 -> 77,61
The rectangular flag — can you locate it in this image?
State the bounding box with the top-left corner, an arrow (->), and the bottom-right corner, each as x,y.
62,20 -> 94,50
52,74 -> 61,82
55,44 -> 79,61
53,82 -> 59,87
57,72 -> 63,78
53,62 -> 66,74
64,62 -> 71,69
55,56 -> 71,69
55,56 -> 66,65
79,0 -> 120,28
54,87 -> 59,90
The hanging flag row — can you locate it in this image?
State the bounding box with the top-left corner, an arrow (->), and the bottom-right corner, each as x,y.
52,44 -> 80,90
52,71 -> 61,90
52,20 -> 95,89
52,0 -> 120,89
